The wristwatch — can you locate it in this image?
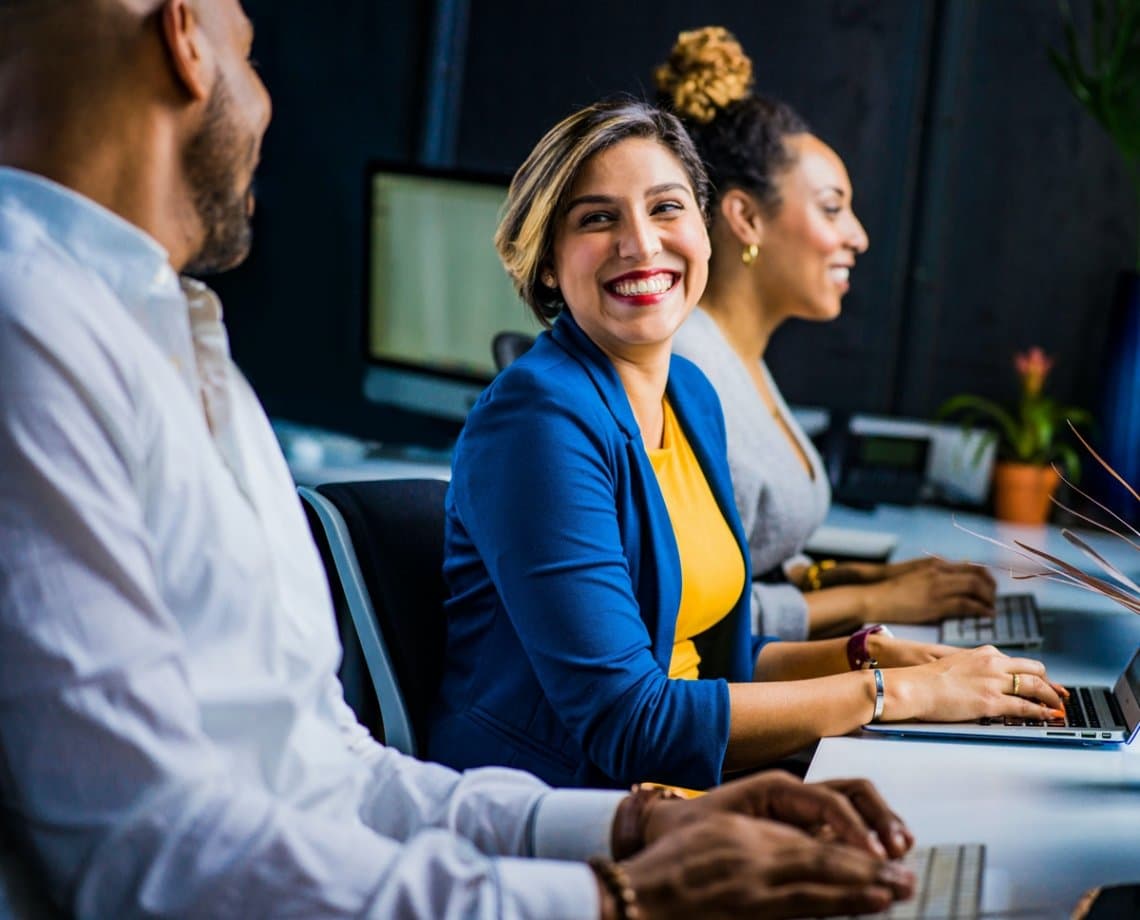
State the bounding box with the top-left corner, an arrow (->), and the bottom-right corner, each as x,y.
847,624 -> 894,670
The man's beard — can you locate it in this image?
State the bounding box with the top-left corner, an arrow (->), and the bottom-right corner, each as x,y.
182,77 -> 257,277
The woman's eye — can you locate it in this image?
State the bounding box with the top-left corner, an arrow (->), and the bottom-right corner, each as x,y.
579,211 -> 615,227
652,200 -> 683,215
821,204 -> 842,218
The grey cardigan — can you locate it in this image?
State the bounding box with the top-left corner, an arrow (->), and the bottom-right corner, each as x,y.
672,308 -> 831,640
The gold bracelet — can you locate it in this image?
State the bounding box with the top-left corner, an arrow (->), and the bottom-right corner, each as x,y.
589,857 -> 641,920
804,559 -> 837,591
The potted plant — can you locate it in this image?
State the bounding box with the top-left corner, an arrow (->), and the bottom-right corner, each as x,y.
1049,0 -> 1140,518
937,347 -> 1094,524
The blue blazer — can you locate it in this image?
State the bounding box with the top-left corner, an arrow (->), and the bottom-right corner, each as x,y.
429,312 -> 760,789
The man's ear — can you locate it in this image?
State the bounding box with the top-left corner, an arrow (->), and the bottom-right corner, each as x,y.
160,0 -> 209,101
719,188 -> 766,248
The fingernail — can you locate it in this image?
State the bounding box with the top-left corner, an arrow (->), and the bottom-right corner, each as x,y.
867,830 -> 887,858
1048,708 -> 1066,719
877,862 -> 915,885
865,887 -> 894,911
892,828 -> 908,852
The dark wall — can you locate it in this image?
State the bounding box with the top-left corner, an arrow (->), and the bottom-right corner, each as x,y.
213,0 -> 1135,445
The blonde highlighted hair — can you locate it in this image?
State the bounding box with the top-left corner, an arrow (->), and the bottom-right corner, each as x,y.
495,98 -> 709,326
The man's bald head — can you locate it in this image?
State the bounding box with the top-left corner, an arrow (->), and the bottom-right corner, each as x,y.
0,0 -> 158,116
0,0 -> 269,274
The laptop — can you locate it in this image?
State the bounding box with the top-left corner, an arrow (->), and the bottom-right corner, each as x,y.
863,645 -> 1140,745
939,593 -> 1043,648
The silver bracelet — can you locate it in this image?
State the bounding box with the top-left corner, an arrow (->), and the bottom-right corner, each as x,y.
871,668 -> 885,722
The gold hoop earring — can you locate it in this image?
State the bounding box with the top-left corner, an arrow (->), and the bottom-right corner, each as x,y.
741,243 -> 760,266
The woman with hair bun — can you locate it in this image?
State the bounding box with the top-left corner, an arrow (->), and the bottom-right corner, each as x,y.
661,26 -> 998,642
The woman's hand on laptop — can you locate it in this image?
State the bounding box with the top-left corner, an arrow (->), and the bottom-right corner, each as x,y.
886,645 -> 1066,722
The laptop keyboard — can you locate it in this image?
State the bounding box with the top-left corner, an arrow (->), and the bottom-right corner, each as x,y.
976,685 -> 1123,737
855,843 -> 984,919
939,594 -> 1042,648
1066,687 -> 1097,728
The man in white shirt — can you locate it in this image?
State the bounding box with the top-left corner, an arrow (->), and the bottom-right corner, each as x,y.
0,1 -> 916,917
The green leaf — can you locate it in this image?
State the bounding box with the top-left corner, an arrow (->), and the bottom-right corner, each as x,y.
937,395 -> 1022,454
1052,442 -> 1083,482
1062,406 -> 1096,427
1050,0 -> 1140,184
1093,0 -> 1107,63
1049,46 -> 1087,100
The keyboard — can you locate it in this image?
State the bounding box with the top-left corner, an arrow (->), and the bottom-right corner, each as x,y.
939,594 -> 1042,648
856,843 -> 984,919
973,684 -> 1126,739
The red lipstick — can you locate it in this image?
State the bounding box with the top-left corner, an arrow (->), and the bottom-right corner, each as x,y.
603,269 -> 679,307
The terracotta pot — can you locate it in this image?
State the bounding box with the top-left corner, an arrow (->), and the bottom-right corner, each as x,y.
991,462 -> 1061,525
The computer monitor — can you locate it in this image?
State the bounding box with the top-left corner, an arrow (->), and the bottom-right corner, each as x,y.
363,163 -> 542,422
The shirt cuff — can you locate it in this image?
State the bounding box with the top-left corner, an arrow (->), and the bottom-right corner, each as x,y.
496,857 -> 600,919
751,582 -> 810,641
783,553 -> 812,574
532,789 -> 624,860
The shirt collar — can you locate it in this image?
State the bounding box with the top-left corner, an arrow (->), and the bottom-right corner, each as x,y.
0,166 -> 179,320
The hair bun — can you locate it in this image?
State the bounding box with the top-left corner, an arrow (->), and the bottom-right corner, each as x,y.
654,26 -> 753,124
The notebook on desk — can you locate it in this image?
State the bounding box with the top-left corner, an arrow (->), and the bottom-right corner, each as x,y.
863,645 -> 1140,745
805,524 -> 899,564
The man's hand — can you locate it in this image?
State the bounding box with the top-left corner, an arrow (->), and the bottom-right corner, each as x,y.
601,772 -> 916,918
620,811 -> 914,919
642,771 -> 914,860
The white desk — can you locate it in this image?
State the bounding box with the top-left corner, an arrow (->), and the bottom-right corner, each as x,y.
809,503 -> 1140,917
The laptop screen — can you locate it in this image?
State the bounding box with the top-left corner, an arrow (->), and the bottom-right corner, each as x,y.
1127,647 -> 1140,699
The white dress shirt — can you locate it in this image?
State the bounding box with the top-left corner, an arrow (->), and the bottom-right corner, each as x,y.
0,167 -> 619,918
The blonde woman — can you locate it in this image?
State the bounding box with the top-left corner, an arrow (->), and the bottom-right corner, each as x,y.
430,98 -> 1064,793
661,27 -> 998,641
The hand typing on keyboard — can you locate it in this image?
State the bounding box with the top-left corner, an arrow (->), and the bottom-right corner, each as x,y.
873,645 -> 1067,725
853,844 -> 984,919
627,771 -> 918,917
817,556 -> 998,625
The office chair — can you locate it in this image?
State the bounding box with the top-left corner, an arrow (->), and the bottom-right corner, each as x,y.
298,478 -> 449,757
0,817 -> 66,919
491,331 -> 535,371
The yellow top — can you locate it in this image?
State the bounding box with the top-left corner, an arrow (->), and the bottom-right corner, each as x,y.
648,400 -> 745,679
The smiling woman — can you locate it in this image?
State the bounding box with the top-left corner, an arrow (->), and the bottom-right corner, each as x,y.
547,137 -> 710,444
428,97 -> 1065,791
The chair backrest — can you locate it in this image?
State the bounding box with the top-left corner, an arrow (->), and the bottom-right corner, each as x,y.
299,478 -> 449,757
491,331 -> 535,371
0,817 -> 66,919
